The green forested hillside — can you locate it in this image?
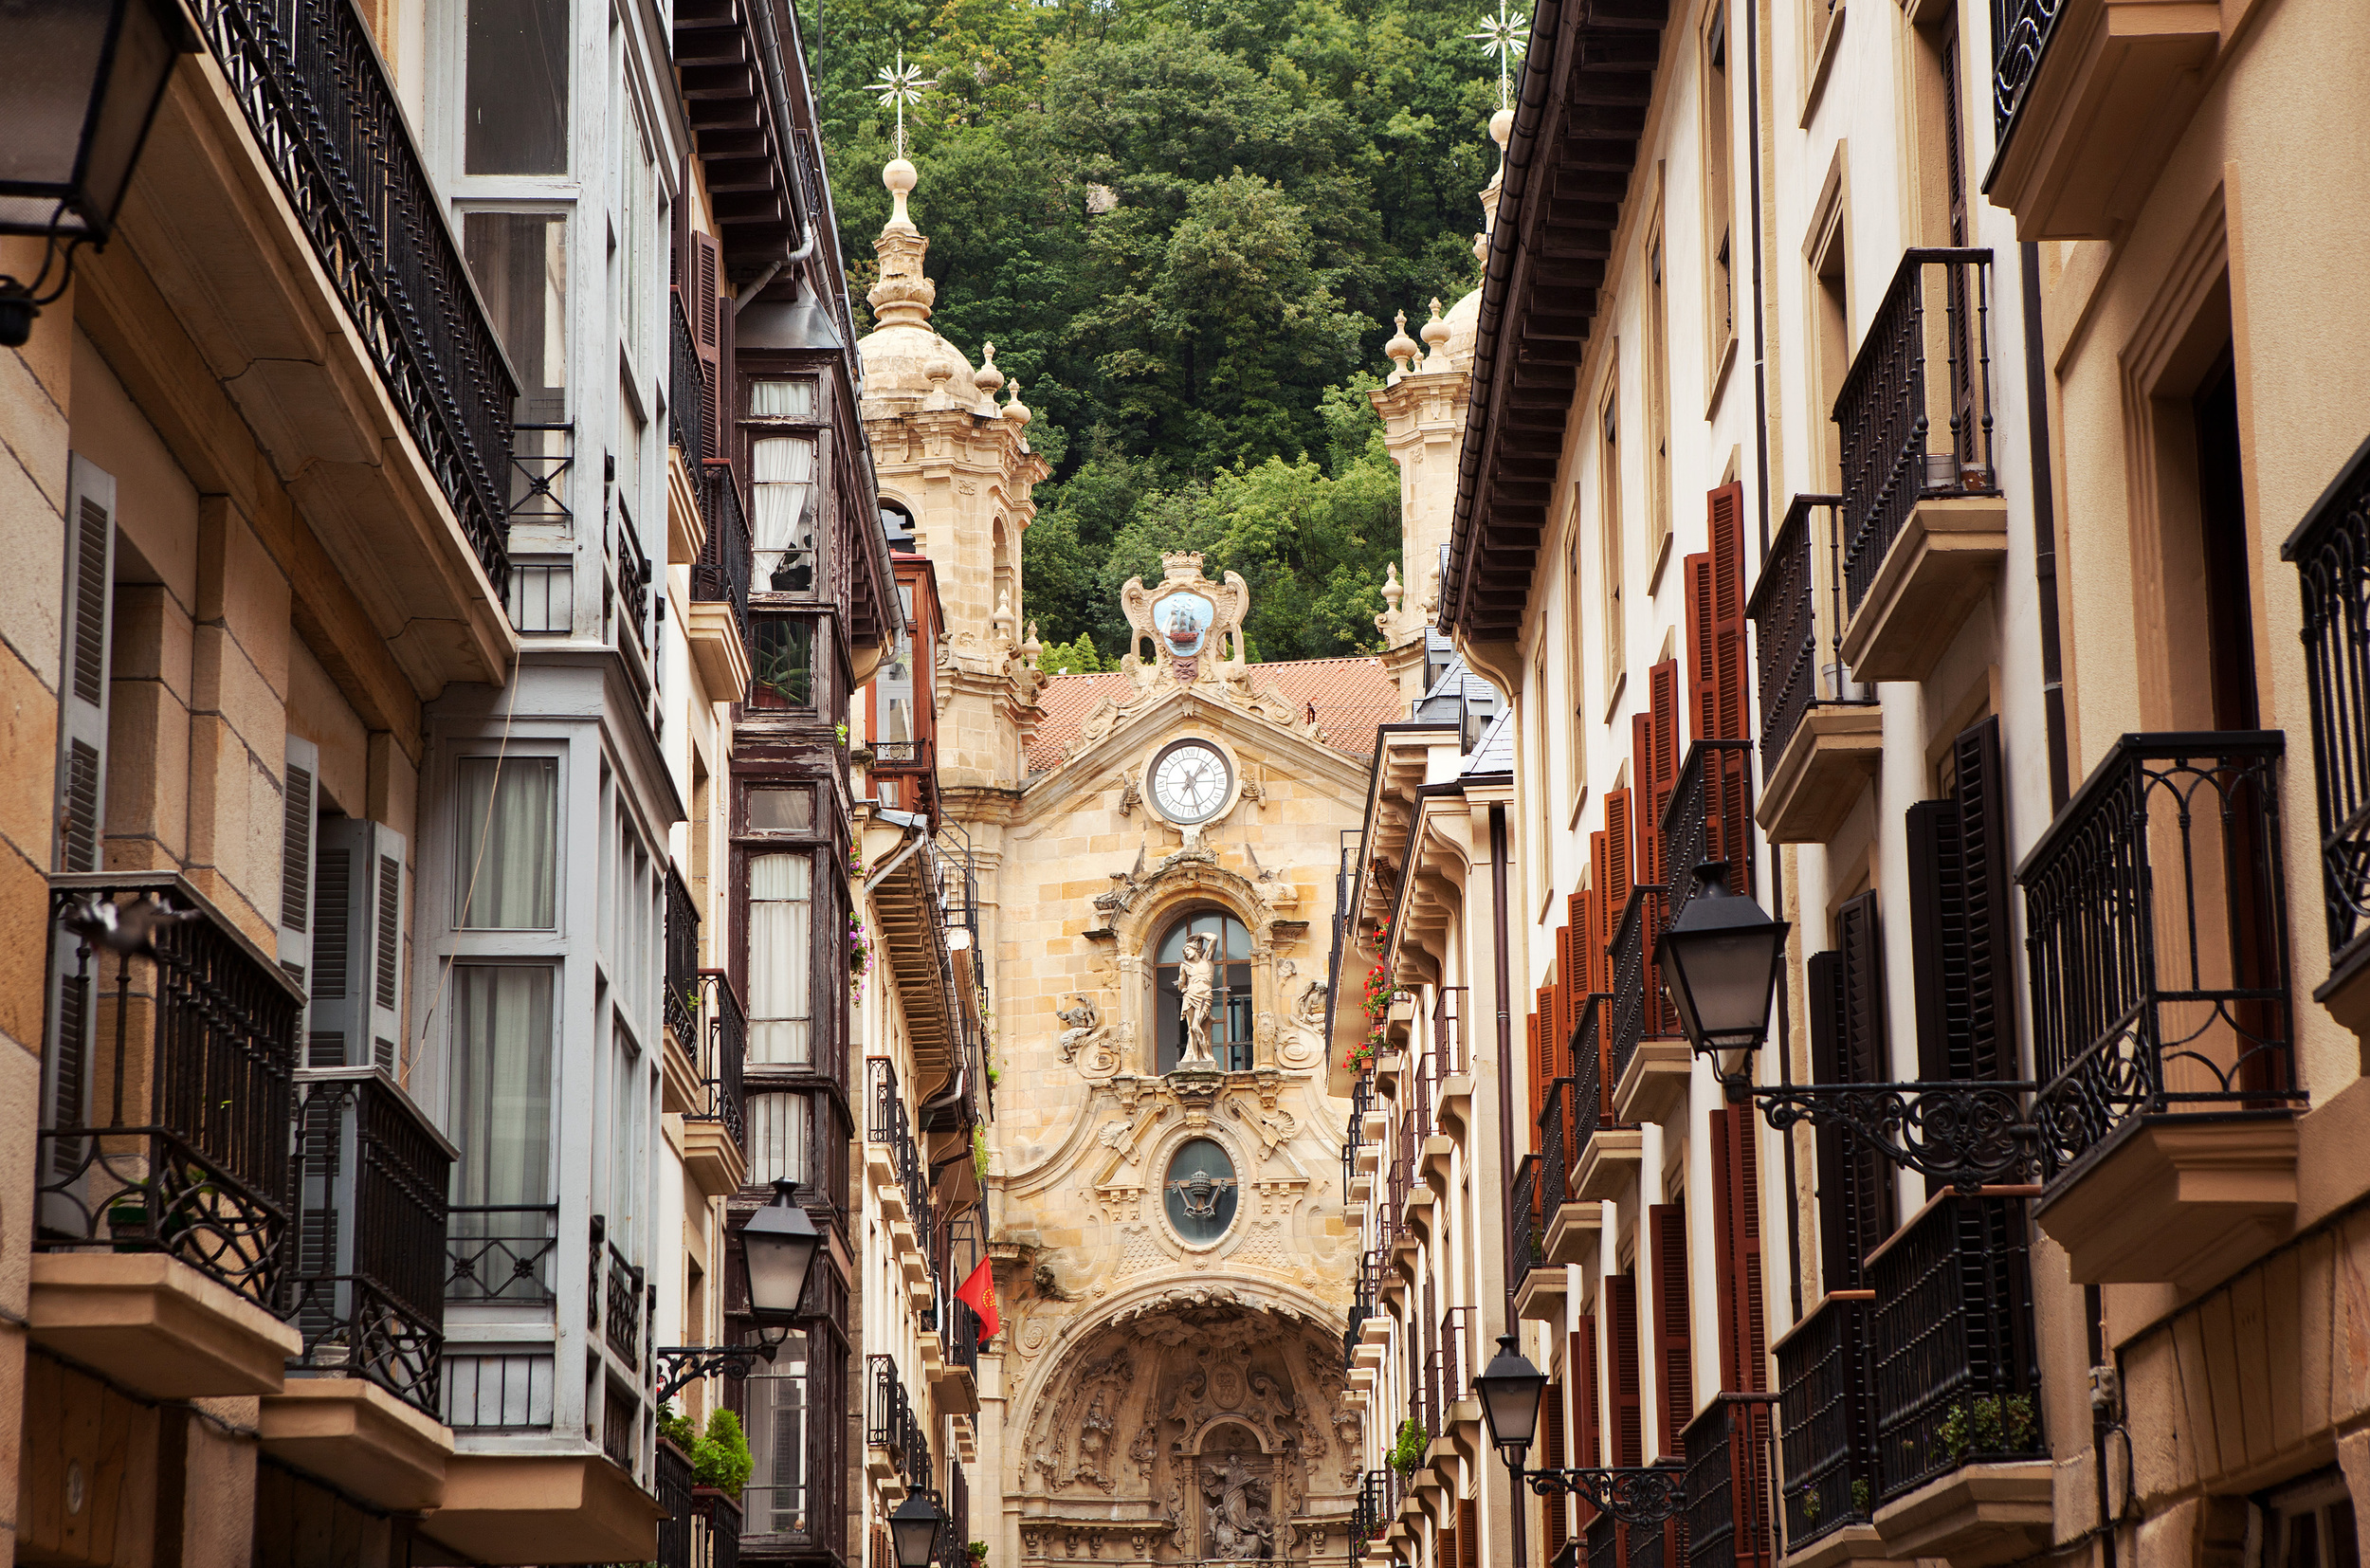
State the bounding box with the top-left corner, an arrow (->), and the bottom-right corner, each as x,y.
808,0 -> 1501,660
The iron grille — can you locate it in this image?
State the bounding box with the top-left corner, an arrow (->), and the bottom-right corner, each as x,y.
666,866 -> 701,1047
2282,437 -> 2370,972
693,459 -> 754,646
1774,1292 -> 1877,1547
1682,1395 -> 1774,1568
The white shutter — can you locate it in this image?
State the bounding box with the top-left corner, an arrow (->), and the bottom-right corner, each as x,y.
44,457 -> 116,1203
312,818 -> 408,1072
54,456 -> 115,872
280,737 -> 319,1040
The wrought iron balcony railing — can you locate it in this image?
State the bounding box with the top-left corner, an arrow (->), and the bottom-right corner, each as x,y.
693,459 -> 753,646
2283,439 -> 2370,975
1508,1153 -> 1545,1289
1625,1512 -> 1674,1568
691,970 -> 748,1154
1868,1194 -> 2042,1503
867,1057 -> 933,1242
1587,1510 -> 1620,1568
1539,1076 -> 1577,1217
2018,732 -> 2298,1176
600,1228 -> 647,1364
38,873 -> 301,1308
666,866 -> 701,1047
447,1202 -> 558,1303
1662,741 -> 1756,927
508,421 -> 574,530
1437,1305 -> 1470,1423
1608,887 -> 1681,1088
288,1067 -> 455,1416
670,290 -> 707,466
866,1353 -> 932,1493
705,1489 -> 742,1568
1774,1292 -> 1877,1547
197,0 -> 515,593
1834,249 -> 1996,618
1355,1469 -> 1390,1548
1573,994 -> 1629,1157
1682,1395 -> 1775,1568
1992,0 -> 2069,134
658,1435 -> 698,1568
1433,985 -> 1469,1079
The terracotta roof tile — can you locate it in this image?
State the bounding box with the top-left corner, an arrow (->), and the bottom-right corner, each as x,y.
1027,657 -> 1402,774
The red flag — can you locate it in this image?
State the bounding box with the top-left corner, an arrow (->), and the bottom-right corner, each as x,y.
955,1257 -> 999,1341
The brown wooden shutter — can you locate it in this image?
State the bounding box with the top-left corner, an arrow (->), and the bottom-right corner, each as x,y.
1542,1377 -> 1570,1543
1556,921 -> 1576,1053
1459,1497 -> 1480,1568
1650,1204 -> 1693,1460
1607,1273 -> 1644,1467
1440,1514 -> 1458,1568
1808,950 -> 1858,1292
1527,1011 -> 1546,1132
690,231 -> 724,459
1707,1108 -> 1768,1394
1816,895 -> 1898,1280
1906,798 -> 1966,1089
1572,1321 -> 1602,1529
1602,790 -> 1633,913
1707,482 -> 1750,739
715,274 -> 737,465
1648,655 -> 1682,831
1687,551 -> 1718,742
1953,717 -> 2012,1085
1632,713 -> 1661,888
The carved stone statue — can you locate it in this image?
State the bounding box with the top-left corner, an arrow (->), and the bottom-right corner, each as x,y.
1175,934 -> 1219,1068
1202,1454 -> 1274,1561
1056,994 -> 1103,1062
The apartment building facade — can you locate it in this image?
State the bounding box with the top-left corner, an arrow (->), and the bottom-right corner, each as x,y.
2,0 -> 885,1562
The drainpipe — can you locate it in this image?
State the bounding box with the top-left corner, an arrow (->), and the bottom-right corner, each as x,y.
733,224 -> 818,316
1489,802 -> 1527,1568
2019,241 -> 2071,811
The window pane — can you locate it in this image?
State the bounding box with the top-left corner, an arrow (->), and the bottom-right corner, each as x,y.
456,757 -> 558,928
463,213 -> 568,421
1162,1137 -> 1238,1244
451,966 -> 554,1209
743,1333 -> 811,1536
465,0 -> 569,175
610,1037 -> 644,1258
748,853 -> 811,1064
748,1092 -> 807,1185
752,434 -> 818,593
751,378 -> 817,418
751,620 -> 814,708
748,787 -> 814,832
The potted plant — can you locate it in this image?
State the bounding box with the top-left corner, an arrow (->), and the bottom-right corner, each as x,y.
1389,1417 -> 1431,1476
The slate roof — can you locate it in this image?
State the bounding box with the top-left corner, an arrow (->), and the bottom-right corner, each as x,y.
1027,656 -> 1402,774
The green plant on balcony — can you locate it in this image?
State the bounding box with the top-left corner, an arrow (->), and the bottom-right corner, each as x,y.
694,1407 -> 755,1496
1937,1394 -> 2036,1464
1798,1489 -> 1821,1522
967,1543 -> 990,1567
1390,1417 -> 1431,1475
1852,1479 -> 1870,1514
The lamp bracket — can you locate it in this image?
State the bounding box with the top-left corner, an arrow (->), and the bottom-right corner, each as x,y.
1518,1462 -> 1688,1525
1736,1077 -> 2044,1193
655,1342 -> 779,1404
0,228 -> 91,347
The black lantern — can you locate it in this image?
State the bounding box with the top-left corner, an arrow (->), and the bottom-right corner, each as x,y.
1655,862 -> 1789,1058
889,1491 -> 945,1568
1472,1334 -> 1548,1467
0,0 -> 197,345
742,1179 -> 823,1341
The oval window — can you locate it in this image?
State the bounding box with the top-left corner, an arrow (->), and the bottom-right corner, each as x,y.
1162,1137 -> 1239,1244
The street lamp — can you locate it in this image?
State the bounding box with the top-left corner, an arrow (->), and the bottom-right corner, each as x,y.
0,0 -> 199,346
656,1181 -> 823,1401
1654,862 -> 1789,1060
890,1491 -> 946,1568
1657,862 -> 2042,1193
1470,1333 -> 1686,1525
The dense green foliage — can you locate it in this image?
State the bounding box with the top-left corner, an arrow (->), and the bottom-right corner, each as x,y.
810,0 -> 1502,655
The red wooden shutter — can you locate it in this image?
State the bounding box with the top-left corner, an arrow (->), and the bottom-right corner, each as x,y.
1706,483 -> 1750,739
1607,1273 -> 1644,1467
1686,551 -> 1718,743
1572,1320 -> 1603,1529
1542,1377 -> 1570,1543
1440,1515 -> 1458,1568
1527,1011 -> 1546,1132
1632,713 -> 1661,887
1459,1497 -> 1480,1568
691,231 -> 724,459
1648,657 -> 1682,850
1602,790 -> 1633,914
1707,1109 -> 1769,1394
1650,1204 -> 1693,1461
1556,922 -> 1576,1055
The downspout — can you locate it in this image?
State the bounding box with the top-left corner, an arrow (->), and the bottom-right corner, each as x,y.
2020,241 -> 2071,810
1489,802 -> 1526,1568
733,223 -> 818,316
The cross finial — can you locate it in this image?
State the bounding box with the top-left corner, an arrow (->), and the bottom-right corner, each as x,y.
867,49 -> 937,159
1466,3 -> 1532,112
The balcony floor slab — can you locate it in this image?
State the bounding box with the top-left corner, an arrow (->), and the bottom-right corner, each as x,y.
1544,1199 -> 1603,1266
1573,1130 -> 1644,1201
1838,496 -> 2009,684
2034,1112 -> 2298,1285
1613,1042 -> 1691,1125
261,1376 -> 453,1513
1758,705 -> 1886,844
28,1253 -> 301,1401
416,1451 -> 667,1566
1869,1460 -> 2053,1568
1513,1265 -> 1568,1322
1780,1522 -> 1900,1568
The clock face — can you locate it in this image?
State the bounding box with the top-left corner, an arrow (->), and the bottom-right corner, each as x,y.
1149,741 -> 1231,825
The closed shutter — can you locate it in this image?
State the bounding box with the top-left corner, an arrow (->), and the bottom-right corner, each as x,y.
44,458 -> 116,1185
1814,895 -> 1896,1284
1602,790 -> 1633,915
1458,1496 -> 1479,1568
1580,885 -> 1605,996
1952,718 -> 2012,1084
691,231 -> 724,459
1650,1203 -> 1692,1461
312,819 -> 408,1073
1541,1376 -> 1569,1543
1707,1108 -> 1767,1393
1906,799 -> 1967,1088
1687,552 -> 1719,745
280,738 -> 319,1035
1706,483 -> 1749,740
1643,659 -> 1682,883
1607,1272 -> 1644,1467
1808,951 -> 1858,1292
1440,1514 -> 1457,1568
1573,1319 -> 1602,1529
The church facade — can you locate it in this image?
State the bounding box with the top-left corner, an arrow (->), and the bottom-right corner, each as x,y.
850,155 -> 1403,1568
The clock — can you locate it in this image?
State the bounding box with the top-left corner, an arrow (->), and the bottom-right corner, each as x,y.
1148,739 -> 1232,825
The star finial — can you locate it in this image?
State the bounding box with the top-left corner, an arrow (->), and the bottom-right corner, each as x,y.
867,49 -> 937,159
1466,3 -> 1532,111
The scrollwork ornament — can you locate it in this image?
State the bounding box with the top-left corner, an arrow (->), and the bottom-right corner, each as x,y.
1745,1079 -> 2040,1192
1522,1463 -> 1688,1526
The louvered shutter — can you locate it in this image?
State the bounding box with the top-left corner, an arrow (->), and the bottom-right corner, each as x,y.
1541,1377 -> 1569,1543
1706,483 -> 1749,740
1647,657 -> 1682,857
1632,713 -> 1660,887
1602,791 -> 1633,913
1832,895 -> 1897,1269
1707,1108 -> 1768,1394
1459,1497 -> 1480,1568
1807,951 -> 1859,1291
280,738 -> 320,1038
43,459 -> 117,1187
1573,1320 -> 1603,1528
54,457 -> 116,873
1687,552 -> 1718,742
1906,798 -> 1967,1090
1439,1513 -> 1457,1568
1953,718 -> 2012,1084
1527,1011 -> 1545,1131
1607,1273 -> 1644,1467
1650,1203 -> 1692,1461
312,819 -> 408,1072
692,231 -> 724,459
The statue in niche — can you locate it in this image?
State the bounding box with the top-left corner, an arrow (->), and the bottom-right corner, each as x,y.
1074,1388 -> 1119,1489
1175,934 -> 1220,1068
1202,1454 -> 1274,1561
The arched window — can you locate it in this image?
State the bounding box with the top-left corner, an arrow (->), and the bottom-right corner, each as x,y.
1153,910 -> 1252,1073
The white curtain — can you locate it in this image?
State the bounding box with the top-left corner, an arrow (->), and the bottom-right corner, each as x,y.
610,1034 -> 646,1258
455,757 -> 557,928
450,966 -> 554,1212
751,434 -> 817,588
750,378 -> 816,418
746,1091 -> 806,1187
747,852 -> 811,1065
